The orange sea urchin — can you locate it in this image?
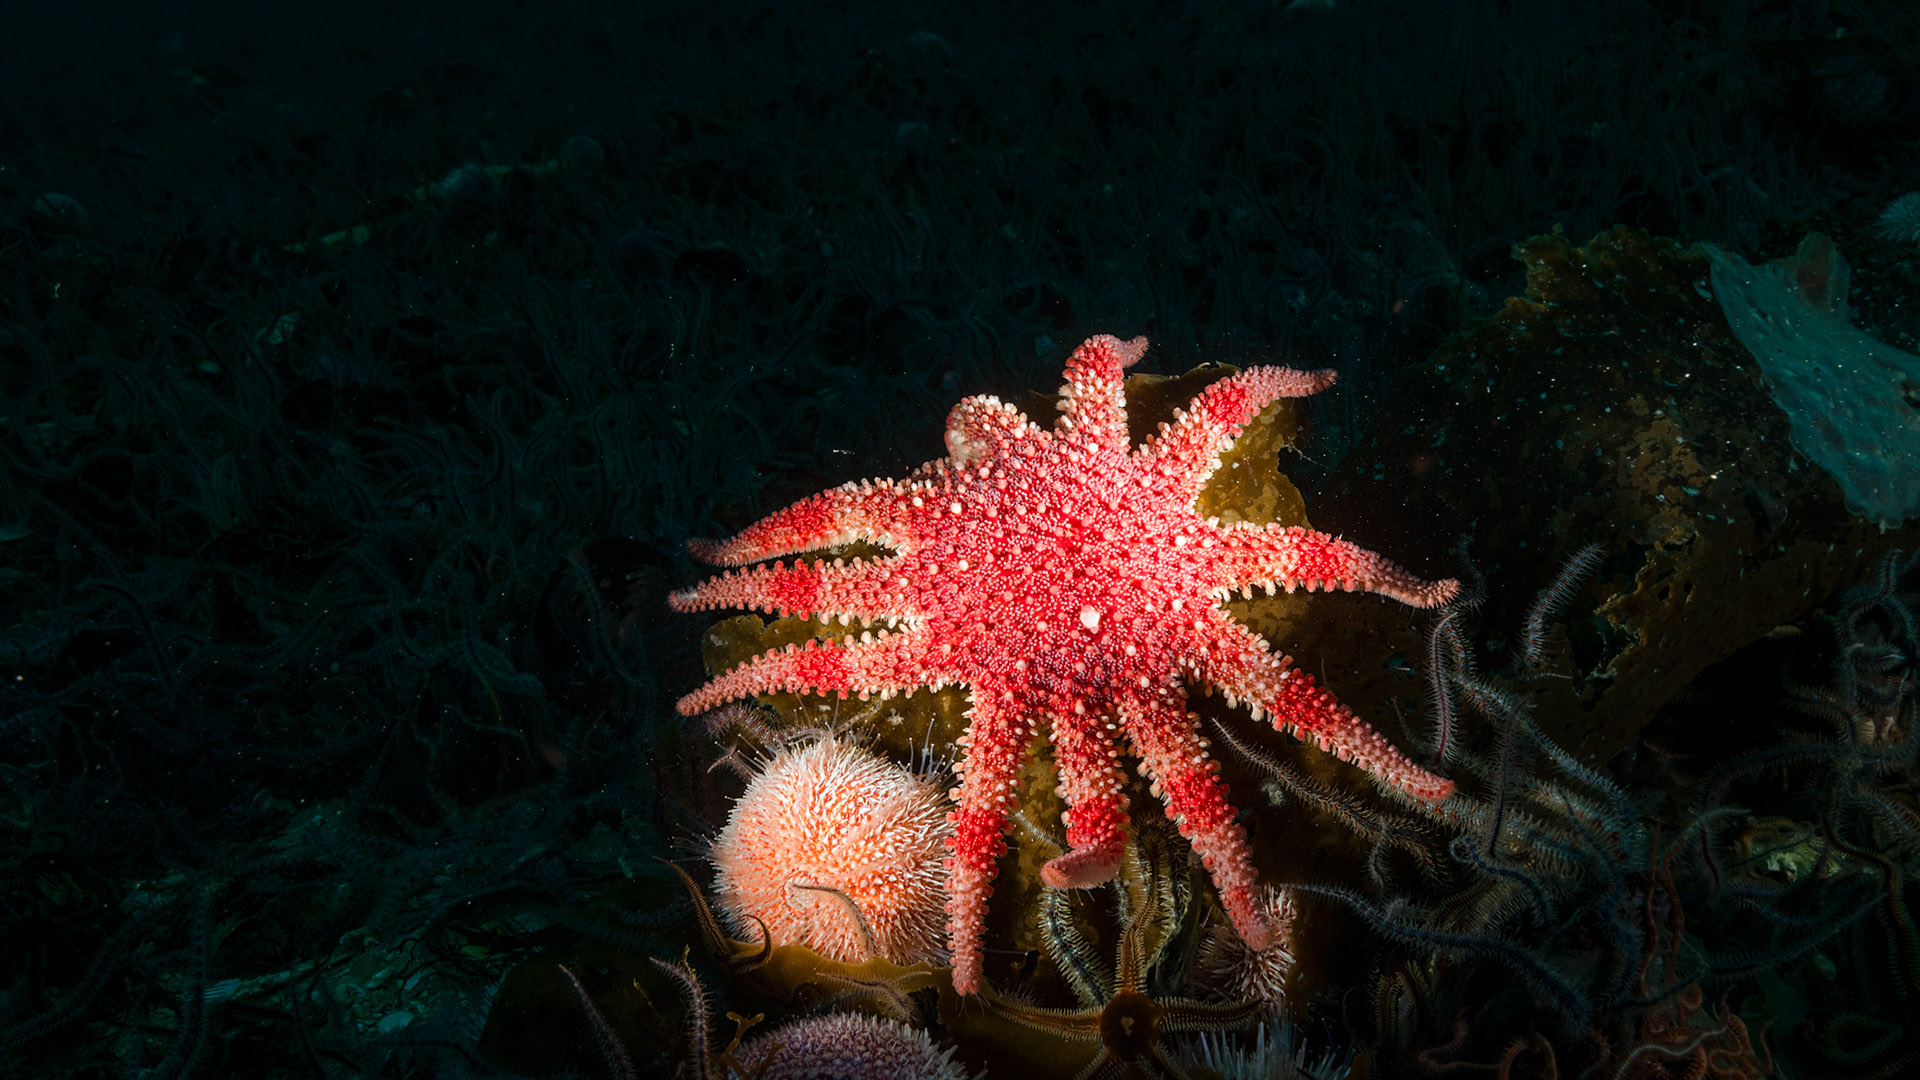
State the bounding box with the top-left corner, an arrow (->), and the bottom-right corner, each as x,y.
708,737 -> 952,965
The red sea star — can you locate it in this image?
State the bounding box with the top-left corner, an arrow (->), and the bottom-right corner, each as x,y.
670,335 -> 1458,994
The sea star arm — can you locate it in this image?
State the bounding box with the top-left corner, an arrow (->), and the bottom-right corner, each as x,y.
1057,334 -> 1149,452
1190,610 -> 1455,803
685,480 -> 917,566
944,395 -> 1039,468
1122,696 -> 1271,952
1218,523 -> 1461,609
1144,365 -> 1337,496
1039,706 -> 1131,890
1265,666 -> 1455,800
946,689 -> 1037,994
666,556 -> 914,623
672,626 -> 934,715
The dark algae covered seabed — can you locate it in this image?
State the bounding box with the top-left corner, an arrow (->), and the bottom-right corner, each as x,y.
3,2 -> 1919,1077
